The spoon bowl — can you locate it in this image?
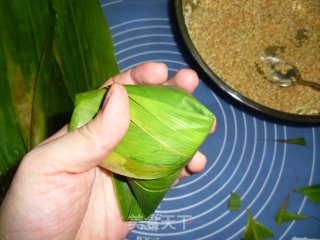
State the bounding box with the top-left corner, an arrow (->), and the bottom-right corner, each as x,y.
261,56 -> 320,90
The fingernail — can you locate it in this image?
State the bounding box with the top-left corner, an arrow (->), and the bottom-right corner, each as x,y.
159,62 -> 168,70
103,84 -> 114,109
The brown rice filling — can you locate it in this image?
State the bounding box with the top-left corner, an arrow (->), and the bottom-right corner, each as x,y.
183,0 -> 320,115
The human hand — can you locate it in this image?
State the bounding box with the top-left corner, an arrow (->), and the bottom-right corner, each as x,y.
0,62 -> 216,240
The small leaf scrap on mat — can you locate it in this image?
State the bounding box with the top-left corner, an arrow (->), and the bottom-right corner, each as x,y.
275,189 -> 309,226
243,210 -> 274,240
295,184 -> 320,204
276,209 -> 309,226
229,192 -> 241,211
273,137 -> 306,146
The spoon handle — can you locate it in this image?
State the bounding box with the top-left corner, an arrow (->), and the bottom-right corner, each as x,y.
299,79 -> 320,90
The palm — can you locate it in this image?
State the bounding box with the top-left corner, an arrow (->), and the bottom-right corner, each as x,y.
5,165 -> 126,239
74,168 -> 129,239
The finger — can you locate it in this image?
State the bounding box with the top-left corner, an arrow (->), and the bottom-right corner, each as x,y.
166,68 -> 199,93
27,83 -> 130,174
210,118 -> 217,134
178,151 -> 207,180
37,125 -> 68,147
100,62 -> 168,88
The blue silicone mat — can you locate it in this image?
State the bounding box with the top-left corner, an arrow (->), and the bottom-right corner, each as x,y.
100,1 -> 320,239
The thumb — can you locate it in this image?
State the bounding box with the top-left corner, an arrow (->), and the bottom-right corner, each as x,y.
28,83 -> 130,173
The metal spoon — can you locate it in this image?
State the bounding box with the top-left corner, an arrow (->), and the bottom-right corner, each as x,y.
261,56 -> 320,90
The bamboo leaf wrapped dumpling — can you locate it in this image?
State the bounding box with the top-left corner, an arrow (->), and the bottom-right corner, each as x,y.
69,85 -> 215,220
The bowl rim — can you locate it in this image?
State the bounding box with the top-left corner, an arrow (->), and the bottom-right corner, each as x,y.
175,0 -> 320,123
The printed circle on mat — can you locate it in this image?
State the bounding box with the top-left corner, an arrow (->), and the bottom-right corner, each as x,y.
102,1 -> 320,239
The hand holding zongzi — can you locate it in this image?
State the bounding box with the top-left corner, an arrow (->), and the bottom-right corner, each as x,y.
0,62 -> 216,240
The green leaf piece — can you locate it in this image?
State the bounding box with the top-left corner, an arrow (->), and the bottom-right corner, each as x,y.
243,210 -> 274,240
275,189 -> 309,226
295,184 -> 320,204
229,192 -> 241,211
274,137 -> 306,146
69,85 -> 215,220
275,209 -> 309,226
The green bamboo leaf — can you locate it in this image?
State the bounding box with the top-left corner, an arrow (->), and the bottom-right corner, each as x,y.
69,85 -> 215,220
30,12 -> 62,147
69,88 -> 107,131
52,0 -> 119,97
243,210 -> 274,240
1,0 -> 119,200
0,57 -> 26,200
113,174 -> 146,220
0,0 -> 52,147
295,184 -> 320,204
0,0 -> 53,198
127,170 -> 181,218
229,192 -> 241,211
